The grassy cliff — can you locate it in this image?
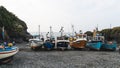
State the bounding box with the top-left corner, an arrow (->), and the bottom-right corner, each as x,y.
0,6 -> 31,43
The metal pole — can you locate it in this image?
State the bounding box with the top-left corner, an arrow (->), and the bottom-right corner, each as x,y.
72,25 -> 74,37
50,26 -> 52,39
38,25 -> 40,40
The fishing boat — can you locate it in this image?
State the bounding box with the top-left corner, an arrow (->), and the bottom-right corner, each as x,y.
100,26 -> 117,51
0,43 -> 19,64
29,25 -> 44,50
86,29 -> 104,50
43,26 -> 55,50
56,27 -> 69,50
29,39 -> 44,50
101,41 -> 117,51
69,30 -> 87,49
0,26 -> 19,64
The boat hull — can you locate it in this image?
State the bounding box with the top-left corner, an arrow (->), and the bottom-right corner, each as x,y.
101,42 -> 117,51
57,40 -> 69,50
31,45 -> 43,50
86,42 -> 102,50
0,47 -> 19,64
70,40 -> 87,49
0,56 -> 13,64
30,41 -> 43,50
44,42 -> 55,50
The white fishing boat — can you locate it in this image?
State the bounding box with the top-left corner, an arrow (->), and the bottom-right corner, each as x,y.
29,25 -> 44,50
56,27 -> 69,50
29,39 -> 44,50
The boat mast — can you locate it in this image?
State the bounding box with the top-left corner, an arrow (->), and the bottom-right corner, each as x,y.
72,25 -> 75,37
94,24 -> 99,41
50,26 -> 52,40
110,24 -> 111,29
38,25 -> 40,40
59,27 -> 64,37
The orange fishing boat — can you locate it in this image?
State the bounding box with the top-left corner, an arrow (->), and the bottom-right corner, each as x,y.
69,30 -> 87,49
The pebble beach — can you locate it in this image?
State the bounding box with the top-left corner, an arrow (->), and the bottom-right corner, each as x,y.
0,43 -> 120,68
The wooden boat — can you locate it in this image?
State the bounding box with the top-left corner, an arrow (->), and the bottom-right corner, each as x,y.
0,45 -> 19,64
86,29 -> 104,50
69,30 -> 87,49
56,27 -> 69,50
101,41 -> 117,51
43,26 -> 55,50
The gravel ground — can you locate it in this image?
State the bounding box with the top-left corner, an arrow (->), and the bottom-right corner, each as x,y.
0,43 -> 120,68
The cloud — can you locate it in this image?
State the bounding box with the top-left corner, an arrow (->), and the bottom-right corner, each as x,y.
0,0 -> 120,32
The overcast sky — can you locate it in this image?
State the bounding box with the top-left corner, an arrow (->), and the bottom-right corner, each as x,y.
0,0 -> 120,33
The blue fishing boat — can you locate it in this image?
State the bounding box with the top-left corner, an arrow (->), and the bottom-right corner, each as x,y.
0,27 -> 19,64
44,40 -> 55,50
101,41 -> 117,51
100,27 -> 117,51
86,29 -> 104,50
87,40 -> 103,50
43,26 -> 55,50
0,43 -> 19,64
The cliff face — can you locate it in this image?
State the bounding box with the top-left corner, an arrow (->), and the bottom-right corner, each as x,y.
0,6 -> 31,43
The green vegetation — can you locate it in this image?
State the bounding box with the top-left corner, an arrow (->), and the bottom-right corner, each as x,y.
0,6 -> 31,42
85,27 -> 120,43
100,27 -> 120,43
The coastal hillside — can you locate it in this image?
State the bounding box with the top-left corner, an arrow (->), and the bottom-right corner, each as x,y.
0,6 -> 31,42
85,27 -> 120,43
100,26 -> 120,43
